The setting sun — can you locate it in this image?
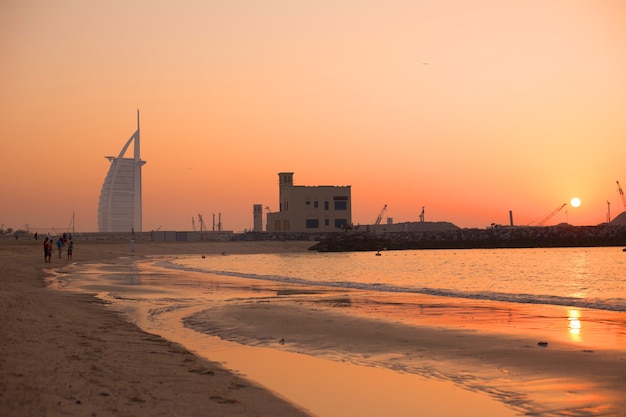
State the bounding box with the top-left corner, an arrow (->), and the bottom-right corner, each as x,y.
571,197 -> 582,208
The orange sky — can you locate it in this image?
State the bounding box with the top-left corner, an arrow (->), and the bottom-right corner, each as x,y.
1,0 -> 625,233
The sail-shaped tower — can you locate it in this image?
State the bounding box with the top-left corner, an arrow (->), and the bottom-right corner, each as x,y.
98,111 -> 146,232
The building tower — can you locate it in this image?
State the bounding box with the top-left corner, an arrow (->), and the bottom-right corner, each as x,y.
252,204 -> 263,232
98,110 -> 146,232
279,172 -> 294,213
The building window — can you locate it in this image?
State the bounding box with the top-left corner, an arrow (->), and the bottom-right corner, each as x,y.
335,219 -> 348,229
324,201 -> 329,210
306,219 -> 319,229
284,220 -> 290,231
324,219 -> 329,226
334,201 -> 347,210
274,220 -> 281,231
306,200 -> 310,205
314,200 -> 319,208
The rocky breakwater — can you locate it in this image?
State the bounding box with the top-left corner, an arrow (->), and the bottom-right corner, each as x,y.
309,224 -> 626,252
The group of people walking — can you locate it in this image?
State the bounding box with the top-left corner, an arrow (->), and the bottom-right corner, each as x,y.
43,233 -> 73,262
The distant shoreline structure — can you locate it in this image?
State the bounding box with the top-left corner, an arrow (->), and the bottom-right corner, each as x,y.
6,223 -> 626,251
308,223 -> 626,252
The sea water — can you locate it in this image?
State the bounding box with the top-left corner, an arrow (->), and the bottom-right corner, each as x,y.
166,247 -> 626,312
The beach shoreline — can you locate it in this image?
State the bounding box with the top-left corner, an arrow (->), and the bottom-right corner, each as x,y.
132,256 -> 626,416
61,255 -> 524,417
0,239 -> 315,417
3,239 -> 625,416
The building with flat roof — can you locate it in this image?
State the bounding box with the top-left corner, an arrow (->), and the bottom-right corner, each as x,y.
266,172 -> 352,232
98,111 -> 146,232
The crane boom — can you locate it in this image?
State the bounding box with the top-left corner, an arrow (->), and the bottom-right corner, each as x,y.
617,181 -> 626,211
374,205 -> 387,225
536,203 -> 567,226
198,214 -> 207,232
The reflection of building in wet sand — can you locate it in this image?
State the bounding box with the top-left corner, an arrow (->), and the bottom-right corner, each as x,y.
98,111 -> 146,233
266,172 -> 352,233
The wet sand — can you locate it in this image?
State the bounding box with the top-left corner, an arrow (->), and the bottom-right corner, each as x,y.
183,294 -> 626,416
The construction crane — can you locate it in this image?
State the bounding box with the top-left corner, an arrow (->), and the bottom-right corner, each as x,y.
374,205 -> 388,225
191,217 -> 196,231
419,206 -> 425,222
617,181 -> 626,211
212,213 -> 222,231
534,203 -> 567,226
198,214 -> 207,232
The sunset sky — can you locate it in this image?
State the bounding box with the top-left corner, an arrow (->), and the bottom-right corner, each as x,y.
1,0 -> 625,233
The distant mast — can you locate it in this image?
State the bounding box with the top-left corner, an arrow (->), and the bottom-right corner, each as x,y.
135,109 -> 140,162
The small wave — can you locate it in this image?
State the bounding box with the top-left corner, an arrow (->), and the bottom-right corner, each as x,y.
159,260 -> 626,313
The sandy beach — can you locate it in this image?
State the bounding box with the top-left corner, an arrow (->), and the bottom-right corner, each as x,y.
0,238 -> 314,417
3,238 -> 626,416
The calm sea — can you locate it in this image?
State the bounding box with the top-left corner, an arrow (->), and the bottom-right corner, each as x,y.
166,247 -> 626,313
